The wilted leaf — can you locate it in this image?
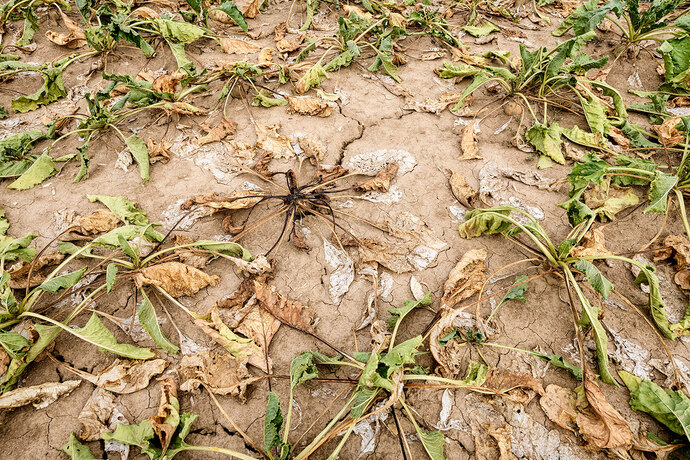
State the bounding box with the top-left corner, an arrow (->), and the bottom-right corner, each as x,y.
134,262 -> 220,298
442,248 -> 487,308
179,350 -> 261,401
12,67 -> 66,113
446,169 -> 478,208
198,118 -> 237,145
255,123 -> 295,158
0,380 -> 80,410
87,195 -> 150,226
138,291 -> 179,354
149,376 -> 177,454
254,280 -> 316,332
70,358 -> 168,394
77,387 -> 116,441
459,124 -> 481,160
570,228 -> 612,257
644,172 -> 677,214
45,11 -> 86,48
219,37 -> 260,54
295,63 -> 328,94
264,392 -> 285,451
354,163 -> 398,192
525,122 -> 565,165
287,96 -> 332,117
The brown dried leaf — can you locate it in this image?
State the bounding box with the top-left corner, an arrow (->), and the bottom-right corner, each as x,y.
254,280 -> 316,332
483,424 -> 519,460
72,209 -> 121,236
655,116 -> 684,146
276,34 -> 305,53
608,126 -> 631,148
675,269 -> 690,290
429,309 -> 479,377
655,234 -> 690,268
45,11 -> 86,48
8,251 -> 65,288
460,124 -> 481,160
442,248 -> 487,308
179,350 -> 261,401
147,138 -> 172,164
131,6 -> 160,18
198,117 -> 237,145
298,136 -> 327,165
152,73 -> 182,93
0,349 -> 9,377
192,306 -> 272,372
258,47 -> 274,67
149,376 -> 177,455
0,380 -> 81,410
354,163 -> 398,192
483,368 -> 545,404
237,0 -> 261,18
134,262 -> 220,298
182,191 -> 262,214
77,359 -> 168,394
255,123 -> 295,158
631,434 -> 682,459
570,229 -> 612,257
230,254 -> 272,275
446,169 -> 478,208
403,93 -> 461,114
77,388 -> 116,441
540,384 -> 579,433
287,96 -> 333,117
578,368 -> 632,449
219,37 -> 260,54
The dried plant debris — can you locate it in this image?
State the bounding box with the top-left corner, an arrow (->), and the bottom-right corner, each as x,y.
179,350 -> 262,400
133,262 -> 221,298
0,380 -> 81,410
64,359 -> 168,394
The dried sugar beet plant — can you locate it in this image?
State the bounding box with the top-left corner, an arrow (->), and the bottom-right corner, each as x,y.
182,149 -> 402,261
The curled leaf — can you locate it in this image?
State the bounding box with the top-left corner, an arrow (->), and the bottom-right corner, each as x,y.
0,380 -> 80,410
134,262 -> 220,297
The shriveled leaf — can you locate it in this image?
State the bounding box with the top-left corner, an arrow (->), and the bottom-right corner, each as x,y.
0,380 -> 80,410
446,169 -> 478,208
441,248 -> 487,308
77,388 -> 116,441
254,280 -> 316,332
72,358 -> 168,394
198,118 -> 237,145
179,350 -> 261,401
219,37 -> 259,54
287,96 -> 332,117
255,123 -> 295,158
459,124 -> 481,160
134,262 -> 220,298
354,163 -> 398,192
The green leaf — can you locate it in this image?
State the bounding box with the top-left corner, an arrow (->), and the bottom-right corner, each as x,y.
436,62 -> 479,79
452,71 -> 491,111
252,90 -> 287,107
633,264 -> 674,339
0,332 -> 30,359
574,260 -> 613,299
386,291 -> 432,329
532,351 -> 582,380
496,275 -> 529,308
138,291 -> 179,354
300,0 -> 319,31
8,153 -> 57,190
0,324 -> 60,392
102,419 -> 155,448
295,63 -> 328,94
644,172 -> 677,213
458,206 -> 513,238
525,122 -> 565,164
106,263 -> 117,293
579,93 -> 608,135
155,19 -> 206,43
562,126 -> 602,149
87,195 -> 149,226
43,312 -> 154,359
123,134 -> 150,181
553,0 -> 598,36
0,209 -> 8,236
214,1 -> 248,32
37,267 -> 88,293
323,41 -> 361,71
462,22 -> 499,37
92,225 -> 164,248
61,433 -> 100,460
619,371 -> 690,440
167,41 -> 195,73
417,429 -> 447,460
11,67 -> 67,112
16,7 -> 39,47
0,129 -> 45,161
350,386 -> 378,418
264,392 -> 284,450
290,352 -> 319,389
0,232 -> 37,262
